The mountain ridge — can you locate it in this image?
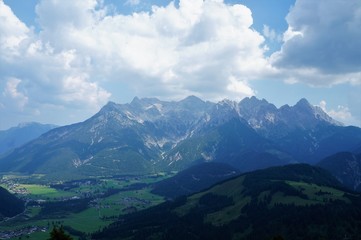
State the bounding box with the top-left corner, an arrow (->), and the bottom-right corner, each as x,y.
318,151 -> 361,191
0,96 -> 360,179
93,164 -> 361,240
0,122 -> 57,155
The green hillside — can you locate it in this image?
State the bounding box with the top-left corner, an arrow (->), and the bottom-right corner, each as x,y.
93,164 -> 361,240
318,151 -> 361,191
0,186 -> 25,220
151,162 -> 239,199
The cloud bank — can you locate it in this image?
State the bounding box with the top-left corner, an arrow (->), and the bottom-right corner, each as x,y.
0,0 -> 360,127
0,0 -> 272,122
271,0 -> 361,86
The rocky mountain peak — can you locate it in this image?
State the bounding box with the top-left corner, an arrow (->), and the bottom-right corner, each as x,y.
100,101 -> 119,111
295,98 -> 311,107
0,96 -> 357,179
239,96 -> 277,114
179,95 -> 206,108
240,96 -> 269,106
293,98 -> 314,113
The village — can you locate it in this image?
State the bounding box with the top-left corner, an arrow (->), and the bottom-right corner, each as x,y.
0,226 -> 48,239
0,174 -> 165,239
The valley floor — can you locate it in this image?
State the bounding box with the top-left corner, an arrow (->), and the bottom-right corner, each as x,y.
0,173 -> 171,240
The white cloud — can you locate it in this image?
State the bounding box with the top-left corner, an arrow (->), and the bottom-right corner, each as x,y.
262,25 -> 281,42
319,100 -> 359,126
226,76 -> 255,100
272,0 -> 361,86
0,0 -> 275,127
61,75 -> 111,106
0,0 -> 111,110
0,1 -> 29,58
1,0 -> 360,128
1,0 -> 270,104
3,78 -> 28,110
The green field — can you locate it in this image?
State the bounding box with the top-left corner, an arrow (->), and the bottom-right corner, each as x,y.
19,184 -> 58,195
284,181 -> 349,204
0,173 -> 169,240
173,176 -> 352,228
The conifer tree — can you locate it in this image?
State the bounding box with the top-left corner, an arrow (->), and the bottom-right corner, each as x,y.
48,226 -> 73,240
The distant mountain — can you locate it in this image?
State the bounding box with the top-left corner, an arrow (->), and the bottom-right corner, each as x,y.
0,122 -> 57,155
318,152 -> 361,191
0,186 -> 25,220
0,96 -> 360,179
238,97 -> 361,163
93,164 -> 361,240
0,96 -> 213,178
239,97 -> 341,134
151,162 -> 240,199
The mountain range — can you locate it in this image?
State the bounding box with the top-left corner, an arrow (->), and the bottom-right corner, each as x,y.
0,122 -> 56,155
0,96 -> 360,179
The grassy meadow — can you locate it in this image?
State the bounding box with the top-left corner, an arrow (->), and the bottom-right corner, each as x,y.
0,173 -> 170,240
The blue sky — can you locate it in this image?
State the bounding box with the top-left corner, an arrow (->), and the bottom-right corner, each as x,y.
0,0 -> 360,129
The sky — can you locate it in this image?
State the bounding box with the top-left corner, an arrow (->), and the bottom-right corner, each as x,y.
0,0 -> 360,129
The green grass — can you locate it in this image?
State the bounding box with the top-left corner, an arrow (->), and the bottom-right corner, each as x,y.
25,231 -> 49,240
175,177 -> 352,227
285,181 -> 349,204
100,188 -> 164,210
174,176 -> 247,220
0,173 -> 169,239
65,208 -> 112,233
18,184 -> 75,199
19,184 -> 58,195
204,196 -> 251,226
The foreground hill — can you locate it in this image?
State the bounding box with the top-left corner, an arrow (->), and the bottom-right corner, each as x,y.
0,187 -> 25,220
151,162 -> 240,199
0,122 -> 56,155
318,152 -> 361,191
93,164 -> 361,240
0,96 -> 360,179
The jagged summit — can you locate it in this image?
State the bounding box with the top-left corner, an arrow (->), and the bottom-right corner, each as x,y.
102,100 -> 119,108
179,95 -> 206,108
240,96 -> 270,106
0,96 -> 359,178
101,96 -> 340,128
180,95 -> 203,103
295,97 -> 311,107
237,96 -> 344,131
238,96 -> 278,124
130,96 -> 160,108
130,96 -> 141,104
96,101 -> 121,117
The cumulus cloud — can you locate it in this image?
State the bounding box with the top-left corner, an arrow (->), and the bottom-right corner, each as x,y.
0,0 -> 111,110
271,0 -> 361,86
0,1 -> 29,56
227,76 -> 255,99
0,0 -> 277,127
33,0 -> 270,100
262,25 -> 281,42
1,0 -> 361,128
3,78 -> 28,110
